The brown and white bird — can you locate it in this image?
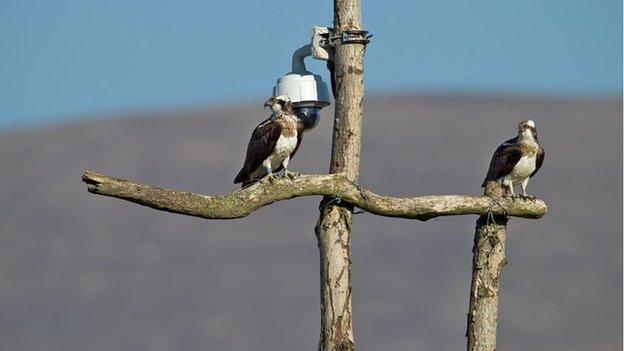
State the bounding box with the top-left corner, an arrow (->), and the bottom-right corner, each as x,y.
482,119 -> 545,196
234,96 -> 304,187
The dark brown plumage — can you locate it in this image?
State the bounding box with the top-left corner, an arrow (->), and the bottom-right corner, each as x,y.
532,147 -> 545,178
481,137 -> 522,187
234,118 -> 282,184
234,97 -> 304,187
482,139 -> 545,187
481,120 -> 545,193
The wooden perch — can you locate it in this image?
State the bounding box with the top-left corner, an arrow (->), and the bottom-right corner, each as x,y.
82,170 -> 547,221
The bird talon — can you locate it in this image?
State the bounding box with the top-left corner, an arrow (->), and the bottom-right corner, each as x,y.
266,173 -> 278,184
285,171 -> 300,180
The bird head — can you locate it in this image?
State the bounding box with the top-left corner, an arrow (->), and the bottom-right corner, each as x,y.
264,95 -> 292,116
518,119 -> 538,140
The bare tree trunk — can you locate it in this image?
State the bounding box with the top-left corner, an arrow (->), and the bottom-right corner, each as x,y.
466,182 -> 509,351
315,1 -> 365,350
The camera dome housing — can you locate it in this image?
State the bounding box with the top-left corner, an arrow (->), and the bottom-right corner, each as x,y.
294,106 -> 323,130
272,40 -> 332,131
273,72 -> 330,130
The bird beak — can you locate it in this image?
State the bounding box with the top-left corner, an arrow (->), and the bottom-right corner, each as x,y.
264,99 -> 272,109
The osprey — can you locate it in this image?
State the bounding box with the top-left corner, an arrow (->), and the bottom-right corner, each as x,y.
482,119 -> 545,196
234,96 -> 304,187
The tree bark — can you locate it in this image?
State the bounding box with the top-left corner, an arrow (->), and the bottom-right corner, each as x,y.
466,182 -> 509,351
82,171 -> 547,221
315,1 -> 365,350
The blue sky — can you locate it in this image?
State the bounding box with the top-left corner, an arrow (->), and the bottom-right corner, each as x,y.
0,0 -> 621,131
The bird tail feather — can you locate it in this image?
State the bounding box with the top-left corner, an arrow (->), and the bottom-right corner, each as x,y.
233,169 -> 248,184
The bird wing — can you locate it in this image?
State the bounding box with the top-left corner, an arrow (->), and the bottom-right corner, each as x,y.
234,118 -> 282,183
530,146 -> 545,178
481,137 -> 523,187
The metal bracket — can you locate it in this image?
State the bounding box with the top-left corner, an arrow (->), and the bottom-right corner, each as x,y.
331,29 -> 372,45
308,26 -> 372,99
311,27 -> 332,61
311,27 -> 373,63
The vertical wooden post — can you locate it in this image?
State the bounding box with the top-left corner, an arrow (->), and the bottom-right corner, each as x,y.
466,182 -> 509,351
315,0 -> 365,350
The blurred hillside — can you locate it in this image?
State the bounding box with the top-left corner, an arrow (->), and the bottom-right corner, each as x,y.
0,94 -> 621,351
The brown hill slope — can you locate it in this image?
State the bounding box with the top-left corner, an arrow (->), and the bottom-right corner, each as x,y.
0,94 -> 621,350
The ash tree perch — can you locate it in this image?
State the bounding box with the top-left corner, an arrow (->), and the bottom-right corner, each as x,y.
80,0 -> 548,349
81,169 -> 546,351
80,170 -> 546,351
81,171 -> 547,221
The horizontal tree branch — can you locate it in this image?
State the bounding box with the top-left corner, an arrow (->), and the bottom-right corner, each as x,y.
81,170 -> 547,221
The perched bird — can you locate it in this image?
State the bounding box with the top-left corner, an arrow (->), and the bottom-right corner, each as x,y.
234,96 -> 304,187
482,119 -> 545,196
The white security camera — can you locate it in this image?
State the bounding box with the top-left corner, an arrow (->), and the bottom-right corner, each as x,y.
272,27 -> 332,131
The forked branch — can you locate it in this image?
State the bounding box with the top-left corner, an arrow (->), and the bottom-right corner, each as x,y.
82,171 -> 547,221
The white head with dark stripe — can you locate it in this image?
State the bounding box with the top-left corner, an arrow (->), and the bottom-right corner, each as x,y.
264,95 -> 293,117
518,119 -> 538,141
